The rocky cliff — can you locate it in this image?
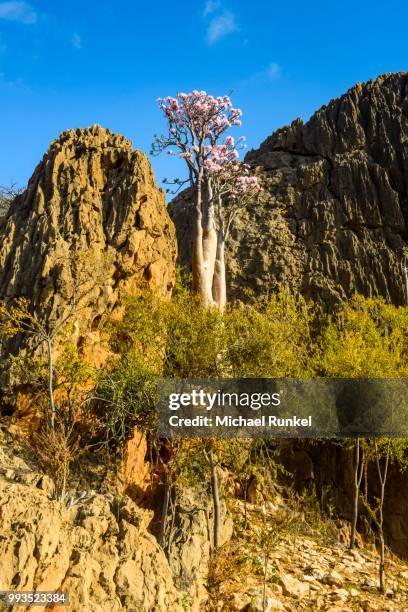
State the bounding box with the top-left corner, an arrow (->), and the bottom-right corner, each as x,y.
0,125 -> 177,371
170,72 -> 408,305
0,430 -> 181,611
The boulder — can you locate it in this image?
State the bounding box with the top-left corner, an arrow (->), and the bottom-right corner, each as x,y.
279,573 -> 310,597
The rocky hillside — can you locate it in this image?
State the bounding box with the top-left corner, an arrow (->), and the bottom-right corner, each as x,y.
0,84 -> 407,612
209,492 -> 408,611
170,72 -> 408,306
1,429 -> 407,612
0,126 -> 177,373
0,427 -> 235,612
0,429 -> 181,611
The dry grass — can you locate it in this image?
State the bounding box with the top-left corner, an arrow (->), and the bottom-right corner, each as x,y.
29,418 -> 83,501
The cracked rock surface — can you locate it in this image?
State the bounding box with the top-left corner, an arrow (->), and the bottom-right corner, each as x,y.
0,125 -> 177,369
0,432 -> 181,612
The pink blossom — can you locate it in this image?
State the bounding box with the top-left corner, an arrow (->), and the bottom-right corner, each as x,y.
235,175 -> 261,194
155,90 -> 248,175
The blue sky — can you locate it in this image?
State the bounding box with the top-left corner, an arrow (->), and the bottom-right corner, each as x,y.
0,0 -> 407,190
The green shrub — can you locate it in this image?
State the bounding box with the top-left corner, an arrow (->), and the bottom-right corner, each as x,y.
95,286 -> 408,445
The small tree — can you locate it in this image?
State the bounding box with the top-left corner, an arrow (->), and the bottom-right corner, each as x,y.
203,443 -> 222,549
0,297 -> 60,429
152,91 -> 260,308
205,158 -> 261,309
0,249 -> 111,429
361,440 -> 390,593
316,295 -> 408,552
359,439 -> 408,593
0,315 -> 90,501
374,440 -> 389,594
350,437 -> 365,549
0,182 -> 24,216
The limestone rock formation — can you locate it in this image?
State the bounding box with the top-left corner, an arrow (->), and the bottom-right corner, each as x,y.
170,72 -> 408,306
0,433 -> 181,611
167,485 -> 233,608
0,125 -> 177,369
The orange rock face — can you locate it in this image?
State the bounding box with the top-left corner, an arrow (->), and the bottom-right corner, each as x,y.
120,429 -> 151,502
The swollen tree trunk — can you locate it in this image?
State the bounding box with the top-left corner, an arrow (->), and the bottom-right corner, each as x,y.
212,194 -> 228,310
350,438 -> 365,549
202,226 -> 217,301
213,237 -> 226,311
192,172 -> 216,306
192,172 -> 206,295
202,178 -> 217,300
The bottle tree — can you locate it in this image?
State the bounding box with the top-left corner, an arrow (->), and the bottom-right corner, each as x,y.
152,91 -> 260,309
